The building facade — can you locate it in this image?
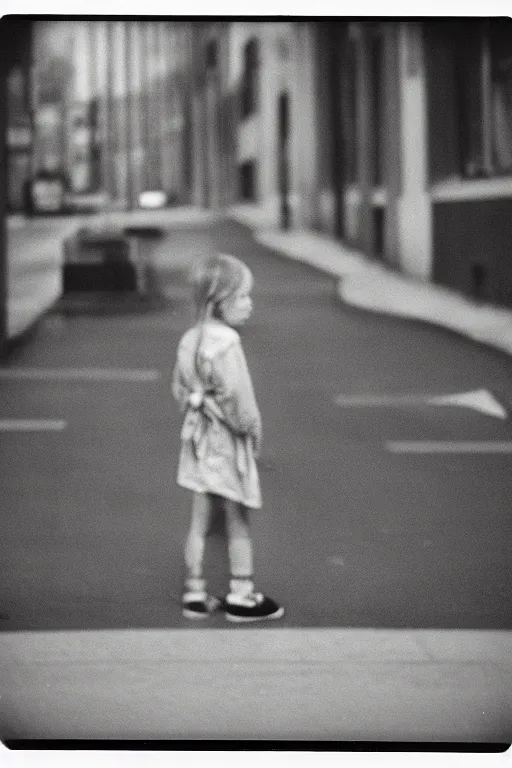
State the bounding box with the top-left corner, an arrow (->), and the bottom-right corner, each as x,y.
190,20 -> 512,309
0,19 -> 194,354
12,20 -> 194,213
319,19 -> 512,306
5,22 -> 33,214
424,20 -> 512,306
306,20 -> 512,307
189,21 -> 319,228
312,23 -> 400,262
2,19 -> 512,355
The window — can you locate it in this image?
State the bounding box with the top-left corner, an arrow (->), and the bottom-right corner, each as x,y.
37,56 -> 72,105
205,39 -> 217,70
373,206 -> 385,257
7,67 -> 29,126
369,27 -> 384,186
457,20 -> 512,178
239,160 -> 256,200
8,152 -> 31,212
73,115 -> 87,130
241,38 -> 259,119
278,91 -> 289,141
490,22 -> 512,173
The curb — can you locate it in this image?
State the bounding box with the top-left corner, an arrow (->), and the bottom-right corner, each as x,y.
338,277 -> 512,357
230,219 -> 512,359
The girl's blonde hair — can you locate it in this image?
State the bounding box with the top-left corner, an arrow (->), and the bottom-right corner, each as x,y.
191,253 -> 252,323
190,254 -> 253,388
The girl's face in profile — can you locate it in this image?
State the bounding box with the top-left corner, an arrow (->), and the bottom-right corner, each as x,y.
219,271 -> 253,327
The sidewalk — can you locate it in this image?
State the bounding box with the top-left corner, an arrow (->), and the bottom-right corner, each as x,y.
5,207 -> 219,343
228,204 -> 512,356
89,204 -> 221,232
7,215 -> 82,340
7,204 -> 512,356
1,627 -> 510,740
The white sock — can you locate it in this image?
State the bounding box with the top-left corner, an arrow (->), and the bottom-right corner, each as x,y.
185,532 -> 205,580
229,577 -> 254,598
184,577 -> 206,595
228,536 -> 253,579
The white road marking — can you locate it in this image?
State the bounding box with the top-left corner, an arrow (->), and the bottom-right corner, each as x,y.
428,389 -> 508,419
335,394 -> 435,406
334,388 -> 508,420
0,368 -> 161,382
0,419 -> 66,432
386,441 -> 512,454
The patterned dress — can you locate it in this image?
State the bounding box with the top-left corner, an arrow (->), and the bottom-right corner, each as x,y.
172,320 -> 262,509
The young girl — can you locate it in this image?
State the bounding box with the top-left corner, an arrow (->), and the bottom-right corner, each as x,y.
172,253 -> 284,623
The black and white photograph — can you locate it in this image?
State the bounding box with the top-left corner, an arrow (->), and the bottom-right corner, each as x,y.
0,11 -> 512,749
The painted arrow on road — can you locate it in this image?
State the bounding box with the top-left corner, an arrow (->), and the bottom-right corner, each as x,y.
334,388 -> 508,420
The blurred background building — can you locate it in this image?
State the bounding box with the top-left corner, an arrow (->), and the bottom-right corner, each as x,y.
0,18 -> 194,350
190,19 -> 512,305
4,21 -> 33,214
188,21 -> 318,224
1,19 -> 512,353
5,19 -> 193,214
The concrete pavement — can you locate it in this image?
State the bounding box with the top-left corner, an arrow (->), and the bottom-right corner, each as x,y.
1,628 -> 511,740
228,204 -> 512,356
7,215 -> 82,340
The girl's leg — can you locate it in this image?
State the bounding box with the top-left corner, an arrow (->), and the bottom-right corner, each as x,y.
224,500 -> 254,596
184,491 -> 213,594
223,499 -> 284,622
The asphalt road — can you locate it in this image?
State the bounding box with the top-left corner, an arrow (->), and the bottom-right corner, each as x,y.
1,220 -> 512,632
